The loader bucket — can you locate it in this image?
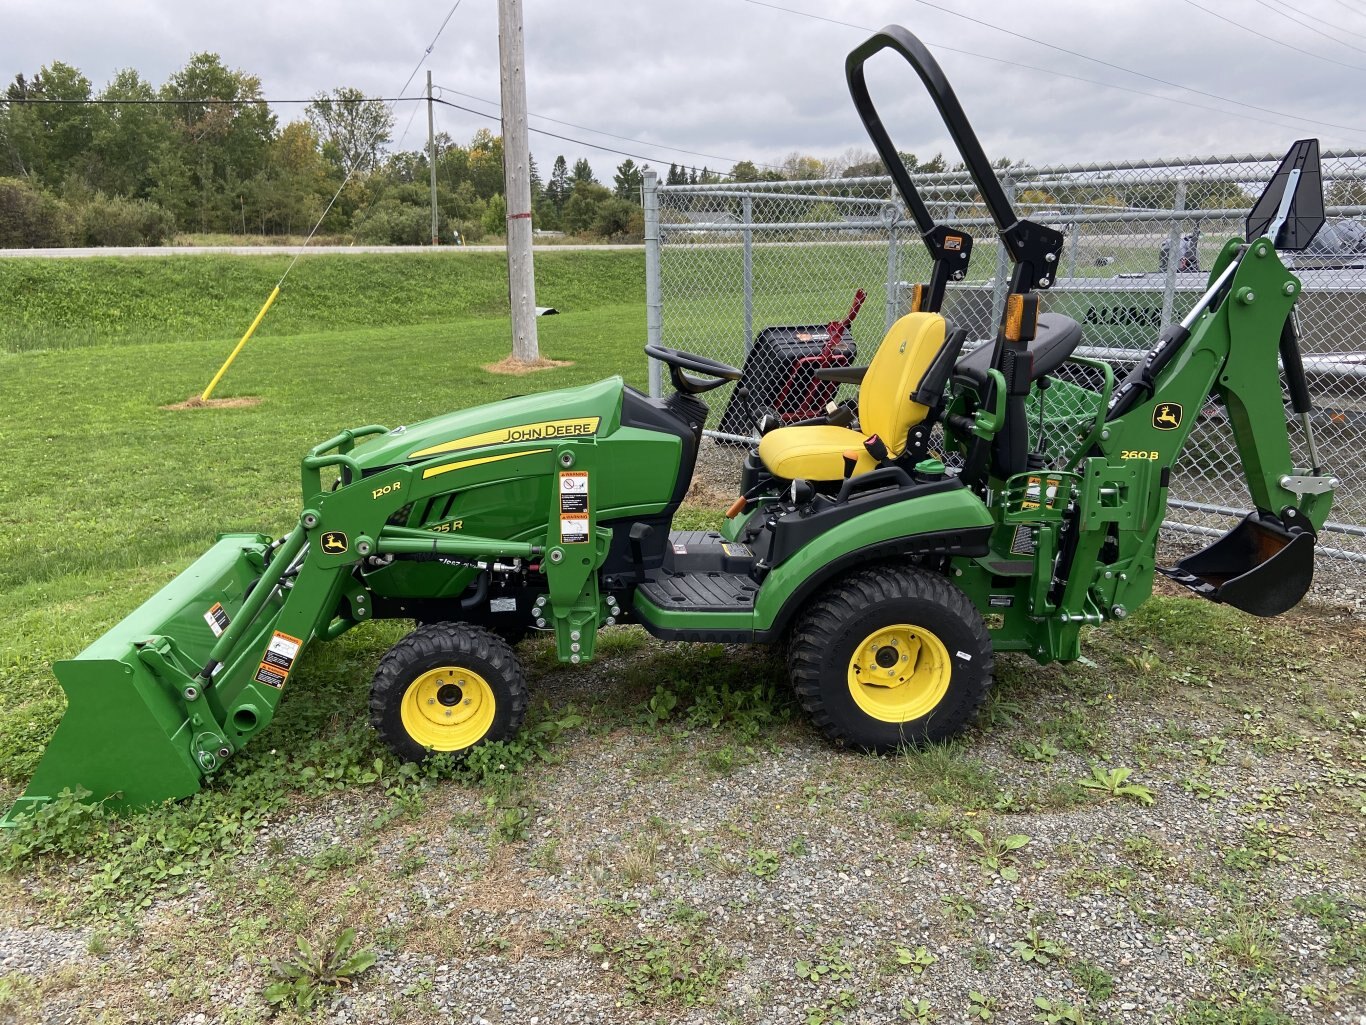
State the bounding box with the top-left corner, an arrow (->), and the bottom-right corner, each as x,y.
1159,512 -> 1315,618
2,533 -> 274,825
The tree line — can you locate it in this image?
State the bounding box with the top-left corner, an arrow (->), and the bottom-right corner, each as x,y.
0,55 -> 931,249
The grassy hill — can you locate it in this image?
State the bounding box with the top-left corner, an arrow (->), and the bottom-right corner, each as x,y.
0,249 -> 645,353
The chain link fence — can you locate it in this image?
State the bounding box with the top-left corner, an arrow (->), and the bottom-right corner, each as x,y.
643,151 -> 1366,570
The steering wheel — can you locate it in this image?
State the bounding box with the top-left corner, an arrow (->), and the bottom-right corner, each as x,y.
644,344 -> 743,395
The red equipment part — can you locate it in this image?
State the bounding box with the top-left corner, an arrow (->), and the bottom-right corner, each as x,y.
769,288 -> 867,423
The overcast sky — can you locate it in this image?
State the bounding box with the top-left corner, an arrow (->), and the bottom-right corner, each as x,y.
3,0 -> 1365,178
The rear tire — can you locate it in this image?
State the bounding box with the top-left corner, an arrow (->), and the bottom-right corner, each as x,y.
370,622 -> 528,762
788,564 -> 992,752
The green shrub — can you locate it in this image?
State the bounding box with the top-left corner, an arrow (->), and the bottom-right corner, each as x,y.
76,193 -> 176,246
482,193 -> 506,237
351,198 -> 431,245
0,177 -> 75,247
593,197 -> 643,241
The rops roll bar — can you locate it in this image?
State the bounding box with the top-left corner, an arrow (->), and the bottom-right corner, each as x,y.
846,26 -> 1065,301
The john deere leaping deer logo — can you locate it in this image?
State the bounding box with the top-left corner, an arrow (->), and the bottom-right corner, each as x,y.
321,531 -> 349,554
1152,402 -> 1183,431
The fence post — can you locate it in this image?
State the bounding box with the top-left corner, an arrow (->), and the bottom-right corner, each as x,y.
742,193 -> 754,354
1161,180 -> 1186,329
644,169 -> 663,398
1066,203 -> 1080,280
989,175 -> 1016,331
884,216 -> 899,333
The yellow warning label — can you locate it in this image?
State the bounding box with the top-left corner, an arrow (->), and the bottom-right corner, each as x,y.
1020,475 -> 1062,511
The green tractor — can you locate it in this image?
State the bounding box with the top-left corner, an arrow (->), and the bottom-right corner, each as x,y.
3,26 -> 1337,822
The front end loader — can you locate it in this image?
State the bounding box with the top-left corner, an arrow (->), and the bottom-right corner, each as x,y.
4,26 -> 1336,823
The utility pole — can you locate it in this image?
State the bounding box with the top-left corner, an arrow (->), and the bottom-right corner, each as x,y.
427,70 -> 439,246
498,0 -> 539,362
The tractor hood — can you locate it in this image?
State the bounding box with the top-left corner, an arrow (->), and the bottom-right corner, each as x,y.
352,376 -> 626,470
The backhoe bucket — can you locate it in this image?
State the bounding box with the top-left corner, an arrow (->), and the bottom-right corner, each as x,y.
1159,512 -> 1315,617
2,534 -> 274,824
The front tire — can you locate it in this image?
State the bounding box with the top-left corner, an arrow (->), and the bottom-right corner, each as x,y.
370,622 -> 528,762
788,564 -> 992,751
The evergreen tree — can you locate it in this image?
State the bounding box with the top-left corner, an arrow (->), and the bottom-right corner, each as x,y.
612,158 -> 643,200
571,157 -> 596,185
528,153 -> 543,202
548,155 -> 569,211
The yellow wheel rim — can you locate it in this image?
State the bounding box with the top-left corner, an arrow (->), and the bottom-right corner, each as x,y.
847,623 -> 951,723
399,667 -> 496,751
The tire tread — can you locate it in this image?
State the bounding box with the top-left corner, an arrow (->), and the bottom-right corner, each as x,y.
788,563 -> 993,751
369,622 -> 528,761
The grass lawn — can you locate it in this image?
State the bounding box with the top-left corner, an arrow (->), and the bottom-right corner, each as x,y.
0,290 -> 647,785
0,253 -> 1360,1024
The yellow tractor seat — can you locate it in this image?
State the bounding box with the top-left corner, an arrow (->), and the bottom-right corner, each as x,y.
757,312 -> 947,481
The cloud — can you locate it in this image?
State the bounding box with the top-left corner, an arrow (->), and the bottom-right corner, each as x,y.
2,0 -> 1363,180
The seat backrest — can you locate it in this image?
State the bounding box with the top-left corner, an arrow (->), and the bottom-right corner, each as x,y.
858,312 -> 947,454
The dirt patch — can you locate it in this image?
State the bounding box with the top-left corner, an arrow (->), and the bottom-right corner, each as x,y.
685,474 -> 737,509
482,356 -> 574,375
160,395 -> 263,410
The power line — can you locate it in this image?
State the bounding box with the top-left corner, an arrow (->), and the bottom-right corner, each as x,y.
895,0 -> 1366,126
431,96 -> 741,179
741,0 -> 1366,137
201,0 -> 467,401
434,85 -> 782,172
737,0 -> 1304,138
277,0 -> 465,284
4,91 -> 756,179
1250,0 -> 1366,53
1320,0 -> 1366,26
1,96 -> 418,106
1181,0 -> 1366,71
1262,0 -> 1366,44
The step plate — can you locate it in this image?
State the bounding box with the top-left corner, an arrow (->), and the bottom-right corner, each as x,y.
638,532 -> 759,612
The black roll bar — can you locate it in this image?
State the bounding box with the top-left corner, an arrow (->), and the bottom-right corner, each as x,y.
846,26 -> 1064,300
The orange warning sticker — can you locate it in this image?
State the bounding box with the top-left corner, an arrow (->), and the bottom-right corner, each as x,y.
203,602 -> 230,637
560,514 -> 589,544
559,471 -> 590,542
255,631 -> 303,689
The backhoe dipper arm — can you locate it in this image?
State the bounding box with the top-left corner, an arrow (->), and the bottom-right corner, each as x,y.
1211,241 -> 1335,528
1031,236 -> 1334,634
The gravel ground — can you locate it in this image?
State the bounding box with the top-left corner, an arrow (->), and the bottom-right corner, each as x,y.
0,443 -> 1361,1023
0,598 -> 1362,1025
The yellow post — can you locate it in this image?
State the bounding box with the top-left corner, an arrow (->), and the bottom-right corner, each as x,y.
200,286 -> 281,401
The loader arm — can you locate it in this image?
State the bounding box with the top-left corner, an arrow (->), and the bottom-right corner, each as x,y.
4,428 -> 615,821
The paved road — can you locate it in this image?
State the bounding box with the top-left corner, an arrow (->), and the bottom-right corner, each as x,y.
0,243 -> 644,259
